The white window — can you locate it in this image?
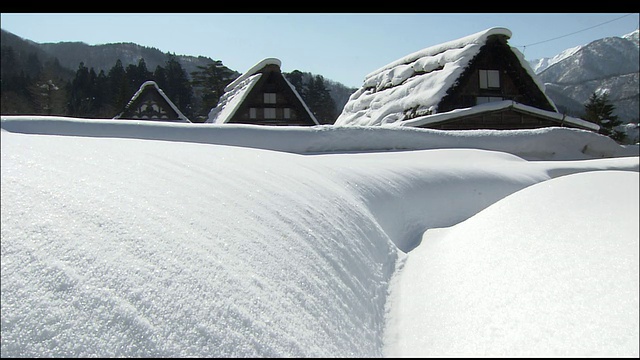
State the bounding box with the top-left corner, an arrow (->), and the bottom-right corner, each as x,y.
283,108 -> 291,119
479,70 -> 500,89
476,96 -> 503,105
264,93 -> 277,104
249,108 -> 257,119
264,108 -> 276,119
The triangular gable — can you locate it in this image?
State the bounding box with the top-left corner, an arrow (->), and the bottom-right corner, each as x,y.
114,81 -> 191,123
206,58 -> 319,126
335,27 -> 559,128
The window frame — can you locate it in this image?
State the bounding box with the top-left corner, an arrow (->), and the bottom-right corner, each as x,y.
479,69 -> 500,89
264,107 -> 276,119
264,93 -> 277,104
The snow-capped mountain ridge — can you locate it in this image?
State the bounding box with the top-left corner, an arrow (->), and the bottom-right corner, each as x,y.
528,29 -> 639,122
528,45 -> 583,74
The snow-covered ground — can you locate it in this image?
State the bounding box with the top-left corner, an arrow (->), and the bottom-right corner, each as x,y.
1,116 -> 638,357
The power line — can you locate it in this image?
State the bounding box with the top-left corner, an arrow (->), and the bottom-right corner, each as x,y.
515,13 -> 636,54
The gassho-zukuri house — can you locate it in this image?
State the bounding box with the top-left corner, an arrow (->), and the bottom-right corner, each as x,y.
113,80 -> 191,123
205,58 -> 319,126
334,27 -> 599,132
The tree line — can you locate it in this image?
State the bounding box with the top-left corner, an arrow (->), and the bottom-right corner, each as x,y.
1,46 -> 338,124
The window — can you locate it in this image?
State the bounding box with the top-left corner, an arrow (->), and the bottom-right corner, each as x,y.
283,108 -> 291,119
249,108 -> 257,119
264,93 -> 277,104
476,96 -> 503,105
479,69 -> 500,89
264,108 -> 276,119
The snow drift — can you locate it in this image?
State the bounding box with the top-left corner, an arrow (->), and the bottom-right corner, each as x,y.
1,116 -> 638,357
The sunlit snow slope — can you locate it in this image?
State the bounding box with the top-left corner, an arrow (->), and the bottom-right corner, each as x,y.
1,116 -> 638,357
385,170 -> 639,357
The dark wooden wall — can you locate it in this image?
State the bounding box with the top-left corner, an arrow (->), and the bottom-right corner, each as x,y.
229,64 -> 316,126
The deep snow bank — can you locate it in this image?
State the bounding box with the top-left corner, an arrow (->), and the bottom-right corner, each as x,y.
2,115 -> 638,160
1,132 -> 397,357
1,117 -> 639,357
385,171 -> 639,357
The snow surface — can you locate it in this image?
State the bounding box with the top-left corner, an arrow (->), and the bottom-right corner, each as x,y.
1,115 -> 639,357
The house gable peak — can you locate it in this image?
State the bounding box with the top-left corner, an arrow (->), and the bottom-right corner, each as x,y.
225,58 -> 282,92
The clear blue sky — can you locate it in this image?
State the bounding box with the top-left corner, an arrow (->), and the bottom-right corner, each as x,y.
1,13 -> 638,88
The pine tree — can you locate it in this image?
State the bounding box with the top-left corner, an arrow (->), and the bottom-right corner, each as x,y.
583,92 -> 624,142
67,62 -> 95,116
190,60 -> 238,120
307,75 -> 337,124
108,59 -> 130,115
126,58 -> 153,95
286,70 -> 307,98
160,55 -> 193,119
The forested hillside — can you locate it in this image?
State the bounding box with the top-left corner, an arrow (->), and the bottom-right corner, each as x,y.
0,29 -> 357,123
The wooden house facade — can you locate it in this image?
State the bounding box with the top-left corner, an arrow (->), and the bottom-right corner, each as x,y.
335,27 -> 599,132
114,81 -> 191,123
206,58 -> 319,126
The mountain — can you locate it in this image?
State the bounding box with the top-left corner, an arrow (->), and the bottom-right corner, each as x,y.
1,28 -> 220,86
0,29 -> 75,80
528,30 -> 639,123
528,45 -> 582,74
32,39 -> 217,80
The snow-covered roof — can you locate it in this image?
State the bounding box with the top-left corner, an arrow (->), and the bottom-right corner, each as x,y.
335,27 -> 558,127
397,100 -> 599,131
114,80 -> 190,123
224,58 -> 281,93
207,73 -> 263,124
207,58 -> 319,125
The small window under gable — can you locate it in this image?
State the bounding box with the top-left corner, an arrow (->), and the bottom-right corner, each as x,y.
264,93 -> 277,104
264,108 -> 276,119
249,107 -> 257,119
284,108 -> 291,119
479,69 -> 500,89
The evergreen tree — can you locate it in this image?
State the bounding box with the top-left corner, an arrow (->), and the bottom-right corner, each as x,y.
126,58 -> 153,94
286,70 -> 307,98
190,60 -> 238,121
153,65 -> 167,88
307,75 -> 337,124
94,70 -> 113,117
108,59 -> 130,115
583,92 -> 624,142
157,55 -> 193,119
67,62 -> 94,116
